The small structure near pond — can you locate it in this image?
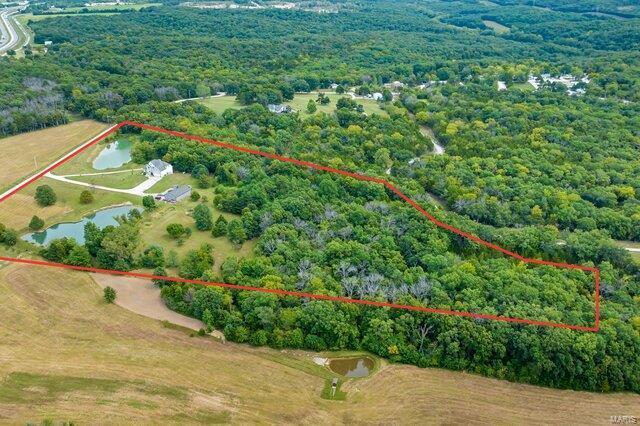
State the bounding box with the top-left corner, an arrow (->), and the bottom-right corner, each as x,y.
145,159 -> 173,178
156,185 -> 192,203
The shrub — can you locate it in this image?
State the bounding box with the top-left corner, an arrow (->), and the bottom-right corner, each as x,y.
35,185 -> 56,206
103,286 -> 116,303
29,215 -> 44,230
190,191 -> 201,202
142,195 -> 156,210
79,190 -> 94,204
166,223 -> 186,239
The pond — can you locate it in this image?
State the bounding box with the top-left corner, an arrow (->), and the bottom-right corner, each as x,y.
328,357 -> 374,378
92,139 -> 133,170
22,205 -> 139,246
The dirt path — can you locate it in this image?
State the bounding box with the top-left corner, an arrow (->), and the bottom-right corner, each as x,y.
91,273 -> 204,330
419,125 -> 445,154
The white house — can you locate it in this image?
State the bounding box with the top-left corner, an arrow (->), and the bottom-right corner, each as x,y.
372,92 -> 384,101
145,159 -> 173,177
267,104 -> 292,114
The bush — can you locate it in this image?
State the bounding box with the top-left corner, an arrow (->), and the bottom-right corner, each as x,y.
28,215 -> 44,230
35,185 -> 56,206
103,286 -> 116,303
190,191 -> 201,202
79,190 -> 94,204
166,223 -> 186,239
142,195 -> 156,210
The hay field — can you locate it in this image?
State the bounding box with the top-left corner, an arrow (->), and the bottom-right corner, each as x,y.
0,120 -> 109,191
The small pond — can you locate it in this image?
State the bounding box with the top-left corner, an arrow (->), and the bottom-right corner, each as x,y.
92,139 -> 133,170
22,205 -> 139,246
328,357 -> 374,378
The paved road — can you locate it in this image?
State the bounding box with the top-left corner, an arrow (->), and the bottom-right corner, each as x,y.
0,7 -> 28,56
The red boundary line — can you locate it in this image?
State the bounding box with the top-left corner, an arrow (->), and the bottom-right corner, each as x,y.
0,121 -> 600,332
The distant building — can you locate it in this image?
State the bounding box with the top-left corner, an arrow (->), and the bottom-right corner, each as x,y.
383,81 -> 405,90
497,81 -> 507,91
44,41 -> 53,46
145,159 -> 173,178
372,92 -> 384,101
267,104 -> 291,114
330,83 -> 339,90
156,185 -> 192,203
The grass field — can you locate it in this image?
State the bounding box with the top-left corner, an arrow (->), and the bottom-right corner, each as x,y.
17,12 -> 119,24
512,82 -> 536,91
70,169 -> 147,190
197,96 -> 244,114
483,19 -> 510,34
0,177 -> 140,231
0,120 -> 109,192
139,181 -> 255,271
197,93 -> 388,117
286,93 -> 388,117
0,264 -> 637,423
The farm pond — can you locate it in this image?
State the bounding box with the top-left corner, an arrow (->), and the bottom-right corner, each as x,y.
22,205 -> 140,246
92,139 -> 133,170
327,357 -> 374,378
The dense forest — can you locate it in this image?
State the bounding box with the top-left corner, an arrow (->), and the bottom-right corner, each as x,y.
1,0 -> 639,392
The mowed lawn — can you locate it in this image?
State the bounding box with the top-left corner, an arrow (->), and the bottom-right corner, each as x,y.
0,264 -> 638,423
0,177 -> 140,231
0,120 -> 109,191
140,175 -> 255,271
197,95 -> 244,114
197,93 -> 388,117
70,169 -> 147,190
286,93 -> 388,117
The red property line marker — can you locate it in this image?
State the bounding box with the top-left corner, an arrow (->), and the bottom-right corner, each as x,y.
0,121 -> 600,332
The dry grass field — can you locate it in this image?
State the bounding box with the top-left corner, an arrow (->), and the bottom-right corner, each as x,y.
0,263 -> 638,424
0,120 -> 109,191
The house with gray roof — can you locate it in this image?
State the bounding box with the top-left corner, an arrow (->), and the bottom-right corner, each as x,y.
156,185 -> 191,203
145,159 -> 173,177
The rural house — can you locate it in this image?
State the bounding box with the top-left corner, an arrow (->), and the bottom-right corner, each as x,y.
145,159 -> 173,177
156,185 -> 192,203
267,104 -> 292,114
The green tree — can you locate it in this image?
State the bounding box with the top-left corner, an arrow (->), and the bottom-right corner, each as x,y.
66,245 -> 92,266
195,83 -> 211,98
307,99 -> 317,114
227,219 -> 247,244
190,191 -> 201,201
166,223 -> 186,239
35,185 -> 56,206
142,195 -> 156,210
103,286 -> 116,303
28,215 -> 44,230
140,245 -> 165,268
79,190 -> 94,204
212,215 -> 228,237
193,204 -> 213,231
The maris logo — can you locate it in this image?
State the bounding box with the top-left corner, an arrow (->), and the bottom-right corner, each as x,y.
611,416 -> 637,424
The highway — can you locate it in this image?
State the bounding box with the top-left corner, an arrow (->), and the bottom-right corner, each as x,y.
0,6 -> 29,56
